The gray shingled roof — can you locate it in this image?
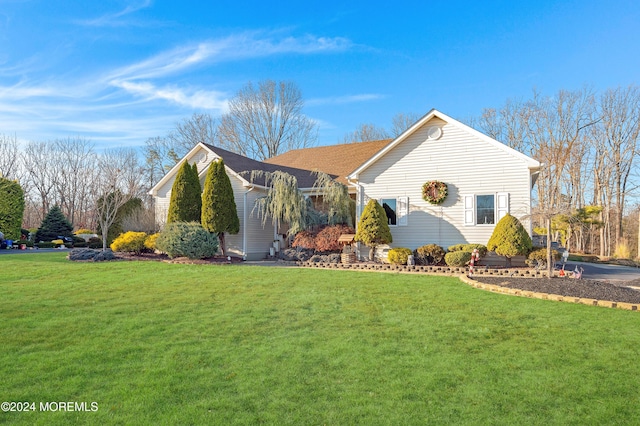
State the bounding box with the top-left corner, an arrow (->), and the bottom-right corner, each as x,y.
202,144 -> 330,188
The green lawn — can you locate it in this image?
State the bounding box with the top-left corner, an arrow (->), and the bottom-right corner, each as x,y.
1,252 -> 640,425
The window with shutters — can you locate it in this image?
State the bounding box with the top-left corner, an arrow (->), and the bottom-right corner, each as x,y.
380,197 -> 408,226
463,193 -> 508,226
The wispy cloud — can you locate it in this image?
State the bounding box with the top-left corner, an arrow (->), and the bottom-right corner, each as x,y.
107,32 -> 352,82
307,93 -> 385,106
76,0 -> 154,27
111,80 -> 228,111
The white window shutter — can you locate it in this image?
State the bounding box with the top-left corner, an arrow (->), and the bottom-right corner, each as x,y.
496,192 -> 509,220
397,197 -> 408,226
464,195 -> 475,225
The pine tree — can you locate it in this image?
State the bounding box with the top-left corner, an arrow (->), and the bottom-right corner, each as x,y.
0,177 -> 25,241
35,205 -> 73,242
201,159 -> 239,256
167,160 -> 202,223
354,199 -> 392,261
487,213 -> 533,267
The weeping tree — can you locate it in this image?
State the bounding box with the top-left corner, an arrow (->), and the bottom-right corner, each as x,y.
167,161 -> 202,223
250,170 -> 309,237
201,159 -> 239,256
312,171 -> 354,226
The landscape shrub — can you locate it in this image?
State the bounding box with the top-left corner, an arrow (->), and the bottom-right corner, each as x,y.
526,248 -> 559,267
36,242 -> 55,249
387,247 -> 413,265
110,231 -> 148,254
74,228 -> 94,235
73,241 -> 88,248
17,239 -> 34,248
487,213 -> 533,267
292,230 -> 316,250
447,243 -> 488,257
88,237 -> 103,249
155,222 -> 218,259
414,244 -> 445,265
144,233 -> 160,251
445,250 -> 472,267
35,205 -> 73,242
314,224 -> 355,252
51,239 -> 64,247
72,235 -> 86,245
0,177 -> 25,241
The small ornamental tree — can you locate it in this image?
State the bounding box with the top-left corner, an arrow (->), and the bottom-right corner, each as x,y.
201,159 -> 239,256
35,205 -> 73,242
354,199 -> 392,261
167,161 -> 202,223
487,213 -> 533,267
0,177 -> 25,240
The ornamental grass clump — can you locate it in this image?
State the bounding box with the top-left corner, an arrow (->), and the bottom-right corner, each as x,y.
387,247 -> 413,265
156,222 -> 219,259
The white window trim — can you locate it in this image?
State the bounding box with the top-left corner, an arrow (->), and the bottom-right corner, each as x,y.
463,193 -> 509,226
379,197 -> 408,227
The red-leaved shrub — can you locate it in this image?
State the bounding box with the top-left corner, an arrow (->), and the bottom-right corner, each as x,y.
292,230 -> 316,250
314,224 -> 355,252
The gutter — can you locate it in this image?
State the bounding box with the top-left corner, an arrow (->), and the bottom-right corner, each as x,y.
242,186 -> 255,260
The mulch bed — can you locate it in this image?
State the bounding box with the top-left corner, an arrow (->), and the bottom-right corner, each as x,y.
116,252 -> 244,264
471,276 -> 640,304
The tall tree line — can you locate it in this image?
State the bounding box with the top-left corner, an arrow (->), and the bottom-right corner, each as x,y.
472,86 -> 640,257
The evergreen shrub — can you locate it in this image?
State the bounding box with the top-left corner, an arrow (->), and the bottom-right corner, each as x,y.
447,243 -> 488,257
144,233 -> 160,251
35,205 -> 73,242
526,248 -> 559,267
88,237 -> 103,249
414,244 -> 445,265
387,247 -> 413,265
156,222 -> 219,259
487,213 -> 533,267
445,251 -> 472,267
0,177 -> 25,240
110,231 -> 148,254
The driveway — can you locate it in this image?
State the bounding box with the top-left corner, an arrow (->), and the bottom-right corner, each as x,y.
562,261 -> 640,282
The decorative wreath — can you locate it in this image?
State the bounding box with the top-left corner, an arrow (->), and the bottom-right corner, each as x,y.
422,181 -> 448,205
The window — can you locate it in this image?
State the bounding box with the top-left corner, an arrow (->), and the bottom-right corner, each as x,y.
380,199 -> 397,225
379,197 -> 408,226
476,195 -> 495,225
464,193 -> 509,226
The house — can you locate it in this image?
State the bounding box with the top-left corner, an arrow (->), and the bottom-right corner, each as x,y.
150,109 -> 541,261
149,143 -> 320,260
346,109 -> 541,259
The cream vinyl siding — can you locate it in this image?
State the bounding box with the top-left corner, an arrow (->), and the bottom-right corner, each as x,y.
153,146 -> 273,260
357,117 -> 533,250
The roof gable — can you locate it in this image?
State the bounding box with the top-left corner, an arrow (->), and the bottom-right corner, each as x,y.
149,143 -> 324,196
348,109 -> 541,180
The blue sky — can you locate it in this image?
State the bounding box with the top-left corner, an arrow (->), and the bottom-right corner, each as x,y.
1,0 -> 639,149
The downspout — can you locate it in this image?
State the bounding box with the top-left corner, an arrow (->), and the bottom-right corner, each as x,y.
347,177 -> 363,260
242,186 -> 255,260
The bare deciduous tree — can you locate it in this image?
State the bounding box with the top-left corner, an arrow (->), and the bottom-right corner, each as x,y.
95,148 -> 142,250
218,80 -> 317,160
390,112 -> 421,138
341,123 -> 390,143
0,133 -> 20,180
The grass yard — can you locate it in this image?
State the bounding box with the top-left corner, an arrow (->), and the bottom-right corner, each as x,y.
1,253 -> 640,425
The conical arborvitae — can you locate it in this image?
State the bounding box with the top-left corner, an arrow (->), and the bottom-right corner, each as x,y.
0,177 -> 25,241
167,160 -> 202,223
354,199 -> 392,261
201,159 -> 239,256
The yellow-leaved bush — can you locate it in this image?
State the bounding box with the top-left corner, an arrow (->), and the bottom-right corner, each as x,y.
144,233 -> 160,251
387,247 -> 413,265
110,231 -> 148,254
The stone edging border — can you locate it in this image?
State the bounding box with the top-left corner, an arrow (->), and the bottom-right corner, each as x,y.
289,260 -> 638,312
459,274 -> 640,312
